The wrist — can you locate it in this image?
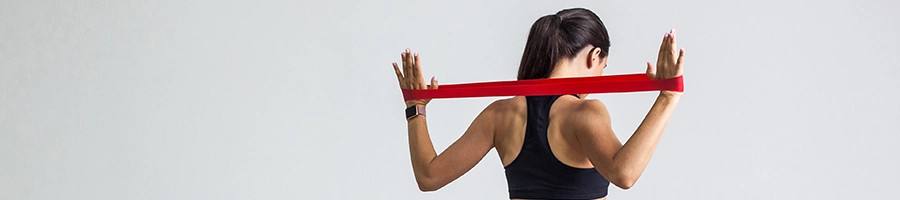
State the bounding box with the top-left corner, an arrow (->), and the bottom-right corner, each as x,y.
405,100 -> 427,108
659,91 -> 683,99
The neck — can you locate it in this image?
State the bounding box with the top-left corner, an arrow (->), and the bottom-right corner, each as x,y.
548,60 -> 579,78
547,60 -> 587,99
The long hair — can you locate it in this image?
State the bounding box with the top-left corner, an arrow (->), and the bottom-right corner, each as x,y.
517,8 -> 611,80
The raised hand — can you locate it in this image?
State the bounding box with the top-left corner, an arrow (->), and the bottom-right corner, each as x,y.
646,29 -> 685,81
393,48 -> 438,107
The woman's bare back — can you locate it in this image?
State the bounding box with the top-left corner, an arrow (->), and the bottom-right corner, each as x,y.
492,95 -> 597,169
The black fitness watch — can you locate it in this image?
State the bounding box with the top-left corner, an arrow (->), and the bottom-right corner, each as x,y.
405,105 -> 426,120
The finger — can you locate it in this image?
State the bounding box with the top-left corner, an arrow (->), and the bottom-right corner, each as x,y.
657,31 -> 671,66
676,48 -> 685,76
393,62 -> 405,87
669,29 -> 677,62
405,49 -> 417,88
657,31 -> 669,59
646,62 -> 656,79
429,76 -> 438,89
405,50 -> 417,88
414,52 -> 425,88
670,29 -> 677,48
401,51 -> 411,86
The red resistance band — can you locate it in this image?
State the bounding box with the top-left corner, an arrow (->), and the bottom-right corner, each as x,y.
402,74 -> 683,101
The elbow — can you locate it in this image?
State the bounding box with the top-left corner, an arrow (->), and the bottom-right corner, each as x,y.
417,184 -> 439,192
416,178 -> 443,192
413,165 -> 445,192
414,171 -> 444,192
613,178 -> 635,190
608,171 -> 639,190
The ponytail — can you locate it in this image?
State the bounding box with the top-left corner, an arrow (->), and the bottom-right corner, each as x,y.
517,15 -> 562,80
517,8 -> 611,80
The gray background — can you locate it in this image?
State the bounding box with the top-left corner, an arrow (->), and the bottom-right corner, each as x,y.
2,0 -> 898,199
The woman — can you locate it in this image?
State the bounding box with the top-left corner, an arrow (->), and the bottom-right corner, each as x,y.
391,8 -> 684,199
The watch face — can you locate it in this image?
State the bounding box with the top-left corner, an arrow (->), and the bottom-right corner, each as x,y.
406,106 -> 417,119
406,105 -> 425,119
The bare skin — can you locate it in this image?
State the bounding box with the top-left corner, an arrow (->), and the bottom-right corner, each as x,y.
392,29 -> 685,199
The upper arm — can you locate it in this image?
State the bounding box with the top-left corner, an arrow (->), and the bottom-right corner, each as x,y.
422,101 -> 500,190
564,100 -> 626,185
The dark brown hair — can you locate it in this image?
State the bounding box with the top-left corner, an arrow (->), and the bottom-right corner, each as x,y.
517,8 -> 610,80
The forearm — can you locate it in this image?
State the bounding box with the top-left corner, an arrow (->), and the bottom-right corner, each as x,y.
613,92 -> 681,180
407,115 -> 438,184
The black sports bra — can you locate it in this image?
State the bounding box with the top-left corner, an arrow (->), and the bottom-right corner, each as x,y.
504,95 -> 610,199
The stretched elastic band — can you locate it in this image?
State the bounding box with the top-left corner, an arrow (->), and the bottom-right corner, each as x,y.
402,74 -> 683,101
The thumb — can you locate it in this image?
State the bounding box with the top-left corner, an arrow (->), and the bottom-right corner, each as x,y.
429,76 -> 438,89
646,62 -> 656,79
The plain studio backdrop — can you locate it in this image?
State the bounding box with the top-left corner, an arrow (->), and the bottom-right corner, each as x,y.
2,0 -> 898,199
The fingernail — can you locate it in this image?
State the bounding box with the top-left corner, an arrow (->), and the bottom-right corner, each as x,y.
406,49 -> 410,53
415,52 -> 418,57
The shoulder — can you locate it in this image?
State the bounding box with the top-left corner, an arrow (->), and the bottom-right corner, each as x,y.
575,99 -> 610,117
482,96 -> 526,116
557,98 -> 612,128
476,97 -> 527,133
